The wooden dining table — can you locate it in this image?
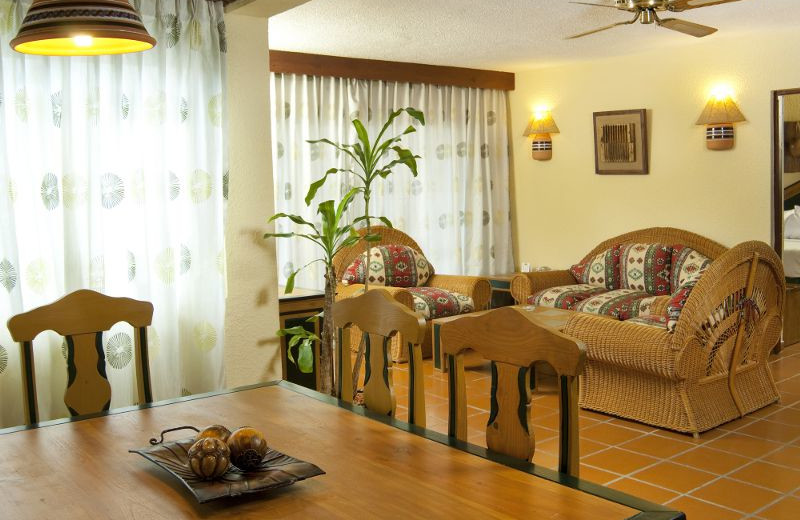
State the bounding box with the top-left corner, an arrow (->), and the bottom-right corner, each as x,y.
0,381 -> 684,519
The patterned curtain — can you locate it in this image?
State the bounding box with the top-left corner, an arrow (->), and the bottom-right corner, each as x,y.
270,73 -> 513,290
0,0 -> 228,428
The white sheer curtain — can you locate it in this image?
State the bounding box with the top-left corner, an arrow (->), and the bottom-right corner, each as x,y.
0,0 -> 228,428
270,73 -> 514,290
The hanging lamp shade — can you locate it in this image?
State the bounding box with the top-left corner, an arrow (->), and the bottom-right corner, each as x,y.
10,0 -> 156,56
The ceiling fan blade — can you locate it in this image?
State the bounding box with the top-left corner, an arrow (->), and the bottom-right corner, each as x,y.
566,12 -> 641,39
569,1 -> 620,8
658,17 -> 718,37
667,0 -> 741,12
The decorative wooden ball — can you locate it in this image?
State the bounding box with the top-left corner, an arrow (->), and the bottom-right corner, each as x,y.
196,424 -> 232,443
227,427 -> 268,471
187,437 -> 231,480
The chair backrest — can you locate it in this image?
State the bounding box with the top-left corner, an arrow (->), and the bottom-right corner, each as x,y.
333,289 -> 428,426
332,226 -> 426,281
438,306 -> 586,476
6,289 -> 154,425
583,226 -> 728,261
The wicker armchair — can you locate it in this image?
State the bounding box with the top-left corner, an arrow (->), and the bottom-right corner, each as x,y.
510,227 -> 784,434
333,226 -> 491,361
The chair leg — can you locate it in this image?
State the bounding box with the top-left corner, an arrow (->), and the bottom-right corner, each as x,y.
20,341 -> 38,425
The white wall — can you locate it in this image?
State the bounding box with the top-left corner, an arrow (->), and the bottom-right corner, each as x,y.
509,27 -> 800,269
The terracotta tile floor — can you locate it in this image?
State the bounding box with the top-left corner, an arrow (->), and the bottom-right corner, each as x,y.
380,341 -> 800,520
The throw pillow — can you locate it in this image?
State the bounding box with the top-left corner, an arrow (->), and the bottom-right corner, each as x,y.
670,245 -> 711,290
619,243 -> 672,296
569,245 -> 621,290
666,273 -> 702,332
341,244 -> 432,287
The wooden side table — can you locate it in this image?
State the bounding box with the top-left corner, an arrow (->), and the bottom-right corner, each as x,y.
487,273 -> 519,308
278,286 -> 324,391
785,283 -> 800,347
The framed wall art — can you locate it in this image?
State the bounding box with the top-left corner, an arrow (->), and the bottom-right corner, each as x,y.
593,109 -> 649,175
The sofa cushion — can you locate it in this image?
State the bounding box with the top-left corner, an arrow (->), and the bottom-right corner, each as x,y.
666,274 -> 701,333
626,315 -> 669,329
570,246 -> 621,290
528,284 -> 608,310
670,245 -> 711,291
574,289 -> 653,320
619,243 -> 672,296
342,245 -> 432,287
407,287 -> 474,319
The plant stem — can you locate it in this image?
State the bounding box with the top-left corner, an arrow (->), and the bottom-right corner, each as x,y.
320,265 -> 336,396
351,191 -> 371,397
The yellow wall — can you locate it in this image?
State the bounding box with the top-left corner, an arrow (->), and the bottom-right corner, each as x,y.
509,27 -> 800,270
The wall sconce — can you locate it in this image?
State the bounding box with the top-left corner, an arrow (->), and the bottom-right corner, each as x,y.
523,111 -> 560,161
696,88 -> 746,150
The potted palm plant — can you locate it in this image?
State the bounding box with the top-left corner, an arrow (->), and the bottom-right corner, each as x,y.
268,107 -> 424,397
304,107 -> 425,392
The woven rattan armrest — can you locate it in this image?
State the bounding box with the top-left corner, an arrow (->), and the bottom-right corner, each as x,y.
510,270 -> 577,304
563,313 -> 679,379
335,283 -> 414,308
426,274 -> 492,310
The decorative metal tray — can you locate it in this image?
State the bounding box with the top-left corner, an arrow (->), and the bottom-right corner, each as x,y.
130,434 -> 325,503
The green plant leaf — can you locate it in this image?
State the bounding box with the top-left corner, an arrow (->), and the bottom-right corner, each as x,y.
305,167 -> 339,206
364,233 -> 382,242
263,232 -> 294,239
404,107 -> 425,125
297,339 -> 314,373
391,146 -> 419,176
352,119 -> 371,158
285,267 -> 304,293
378,216 -> 393,228
401,125 -> 417,136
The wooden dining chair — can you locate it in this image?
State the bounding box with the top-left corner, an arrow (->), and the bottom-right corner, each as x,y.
7,289 -> 154,425
438,306 -> 586,476
333,289 -> 428,426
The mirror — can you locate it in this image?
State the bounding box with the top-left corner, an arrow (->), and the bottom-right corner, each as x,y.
772,89 -> 800,281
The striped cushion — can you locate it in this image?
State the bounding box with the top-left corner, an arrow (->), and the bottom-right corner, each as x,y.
574,289 -> 652,320
626,315 -> 669,329
528,284 -> 608,310
407,287 -> 473,319
342,244 -> 432,287
619,243 -> 672,296
670,245 -> 711,291
569,246 -> 621,290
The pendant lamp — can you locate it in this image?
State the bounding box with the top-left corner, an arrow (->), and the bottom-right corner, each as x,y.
11,0 -> 156,56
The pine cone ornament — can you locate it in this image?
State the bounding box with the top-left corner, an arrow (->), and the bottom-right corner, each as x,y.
187,437 -> 231,480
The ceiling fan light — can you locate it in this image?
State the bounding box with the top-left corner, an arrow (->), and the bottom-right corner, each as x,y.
10,0 -> 156,56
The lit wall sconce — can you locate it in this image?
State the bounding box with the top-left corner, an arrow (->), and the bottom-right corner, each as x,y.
695,87 -> 746,150
523,111 -> 560,160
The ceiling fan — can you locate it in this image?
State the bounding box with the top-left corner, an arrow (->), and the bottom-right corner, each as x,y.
566,0 -> 742,40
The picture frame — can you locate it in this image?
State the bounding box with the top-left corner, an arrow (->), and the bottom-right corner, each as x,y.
593,109 -> 649,175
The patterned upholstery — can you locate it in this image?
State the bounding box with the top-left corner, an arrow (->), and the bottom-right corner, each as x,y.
528,284 -> 608,310
670,245 -> 711,290
342,244 -> 432,288
570,246 -> 621,290
619,243 -> 672,296
406,287 -> 474,320
626,315 -> 669,329
574,289 -> 652,320
666,274 -> 702,332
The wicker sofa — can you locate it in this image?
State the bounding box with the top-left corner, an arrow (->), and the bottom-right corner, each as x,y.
510,227 -> 785,434
333,226 -> 491,361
